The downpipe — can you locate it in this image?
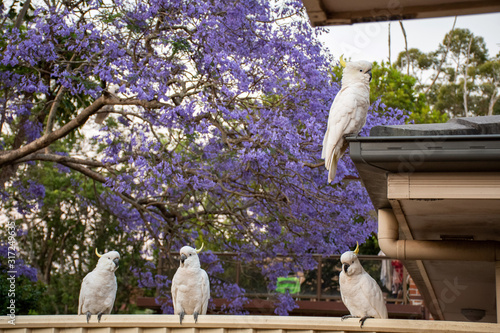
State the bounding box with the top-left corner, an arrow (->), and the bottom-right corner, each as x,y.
378,208 -> 500,323
378,209 -> 500,262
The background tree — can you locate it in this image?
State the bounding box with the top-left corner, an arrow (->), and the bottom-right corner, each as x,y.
0,244 -> 45,315
394,28 -> 498,118
0,0 -> 406,314
370,61 -> 447,124
394,48 -> 435,88
473,53 -> 500,115
0,138 -> 146,314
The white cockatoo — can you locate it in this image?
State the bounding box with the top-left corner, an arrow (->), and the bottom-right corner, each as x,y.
339,242 -> 388,327
171,244 -> 210,324
322,56 -> 372,183
78,249 -> 120,323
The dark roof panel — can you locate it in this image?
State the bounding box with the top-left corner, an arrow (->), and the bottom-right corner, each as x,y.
370,115 -> 500,137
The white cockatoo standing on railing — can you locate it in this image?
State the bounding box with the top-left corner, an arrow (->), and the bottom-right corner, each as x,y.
171,244 -> 210,324
78,249 -> 120,323
339,242 -> 388,327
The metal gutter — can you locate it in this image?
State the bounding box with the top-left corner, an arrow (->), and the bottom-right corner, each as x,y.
347,134 -> 500,142
347,134 -> 500,209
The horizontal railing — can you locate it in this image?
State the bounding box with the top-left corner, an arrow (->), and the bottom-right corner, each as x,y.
136,297 -> 425,319
162,253 -> 411,304
1,315 -> 499,333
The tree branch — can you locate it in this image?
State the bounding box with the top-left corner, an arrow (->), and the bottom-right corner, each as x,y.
0,94 -> 175,167
425,16 -> 457,95
15,0 -> 31,30
15,152 -> 104,167
61,162 -> 107,183
0,96 -> 106,167
399,21 -> 409,76
44,86 -> 67,142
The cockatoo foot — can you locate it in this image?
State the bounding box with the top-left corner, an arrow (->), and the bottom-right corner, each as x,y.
179,311 -> 185,324
97,312 -> 103,323
194,311 -> 199,323
341,314 -> 357,321
359,316 -> 373,327
86,312 -> 91,323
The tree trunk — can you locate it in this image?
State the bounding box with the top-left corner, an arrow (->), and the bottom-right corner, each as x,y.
399,21 -> 409,76
14,0 -> 31,29
463,37 -> 474,117
388,22 -> 391,64
489,90 -> 499,116
0,114 -> 29,188
425,16 -> 457,96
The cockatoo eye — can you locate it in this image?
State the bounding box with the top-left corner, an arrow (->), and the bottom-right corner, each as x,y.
351,261 -> 354,264
359,69 -> 362,72
189,254 -> 192,256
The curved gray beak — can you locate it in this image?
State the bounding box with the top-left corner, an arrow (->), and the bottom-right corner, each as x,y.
343,263 -> 349,273
180,254 -> 187,264
113,258 -> 120,267
367,69 -> 372,82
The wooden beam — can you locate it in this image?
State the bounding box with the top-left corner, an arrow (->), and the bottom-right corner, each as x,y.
306,1 -> 500,26
388,172 -> 500,200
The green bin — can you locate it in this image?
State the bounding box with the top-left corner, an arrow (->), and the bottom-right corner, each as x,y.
276,276 -> 300,294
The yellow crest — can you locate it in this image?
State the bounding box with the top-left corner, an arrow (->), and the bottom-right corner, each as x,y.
354,241 -> 359,255
339,54 -> 347,68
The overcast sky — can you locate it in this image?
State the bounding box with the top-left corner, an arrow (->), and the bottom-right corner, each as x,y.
318,12 -> 500,64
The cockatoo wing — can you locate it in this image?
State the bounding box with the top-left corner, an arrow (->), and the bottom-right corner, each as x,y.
171,272 -> 179,314
340,284 -> 354,314
106,276 -> 117,314
359,273 -> 388,318
201,269 -> 210,314
78,273 -> 92,315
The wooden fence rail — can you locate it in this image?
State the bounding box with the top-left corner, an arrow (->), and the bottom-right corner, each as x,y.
1,315 -> 499,333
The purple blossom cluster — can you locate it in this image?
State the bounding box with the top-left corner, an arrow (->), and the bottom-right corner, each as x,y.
0,0 -> 407,315
0,244 -> 38,282
274,292 -> 299,316
10,180 -> 46,214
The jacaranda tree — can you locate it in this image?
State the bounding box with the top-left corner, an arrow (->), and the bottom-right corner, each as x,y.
0,0 -> 405,315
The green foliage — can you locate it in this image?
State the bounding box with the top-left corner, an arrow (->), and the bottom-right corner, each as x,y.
99,10 -> 124,24
370,61 -> 418,112
440,28 -> 488,65
1,141 -> 146,314
393,28 -> 499,118
0,273 -> 46,315
395,48 -> 436,73
370,62 -> 448,124
331,59 -> 448,124
473,54 -> 500,115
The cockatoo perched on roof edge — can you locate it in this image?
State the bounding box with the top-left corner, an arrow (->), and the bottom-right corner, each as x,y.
322,56 -> 372,183
339,242 -> 388,327
171,243 -> 210,324
78,249 -> 120,323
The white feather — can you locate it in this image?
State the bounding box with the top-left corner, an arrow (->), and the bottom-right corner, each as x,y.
171,246 -> 210,321
339,250 -> 388,319
322,60 -> 372,183
78,251 -> 120,321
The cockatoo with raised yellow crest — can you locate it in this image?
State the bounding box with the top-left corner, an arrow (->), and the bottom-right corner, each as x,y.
339,242 -> 388,327
322,56 -> 372,183
171,244 -> 210,324
78,249 -> 120,323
